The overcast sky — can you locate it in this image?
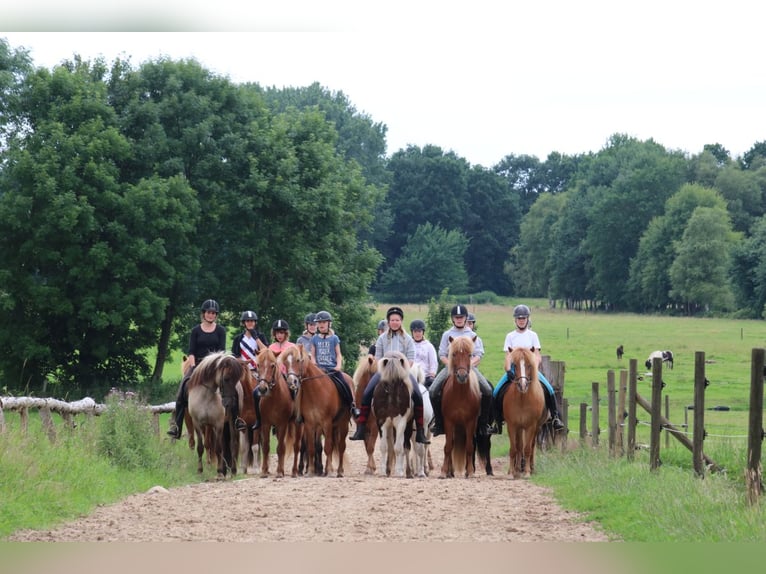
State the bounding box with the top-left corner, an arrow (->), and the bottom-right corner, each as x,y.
4,1 -> 765,167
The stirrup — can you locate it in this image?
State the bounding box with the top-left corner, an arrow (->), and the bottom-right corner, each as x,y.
351,407 -> 361,419
431,424 -> 444,437
415,428 -> 430,444
551,417 -> 565,431
251,419 -> 261,431
235,417 -> 247,432
166,424 -> 180,439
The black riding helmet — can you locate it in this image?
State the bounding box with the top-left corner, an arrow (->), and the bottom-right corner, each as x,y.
241,310 -> 257,323
410,319 -> 426,331
272,319 -> 289,332
201,299 -> 220,313
304,312 -> 317,324
513,304 -> 530,318
315,310 -> 332,322
451,304 -> 467,318
386,306 -> 404,320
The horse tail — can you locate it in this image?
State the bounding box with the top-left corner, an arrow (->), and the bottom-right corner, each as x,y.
451,426 -> 467,473
284,422 -> 296,457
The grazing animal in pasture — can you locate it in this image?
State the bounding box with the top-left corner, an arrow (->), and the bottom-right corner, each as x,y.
616,345 -> 624,360
645,350 -> 674,370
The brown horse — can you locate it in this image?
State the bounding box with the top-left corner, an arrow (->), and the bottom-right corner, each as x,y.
187,351 -> 244,479
280,345 -> 351,477
372,351 -> 414,478
352,352 -> 379,475
254,347 -> 302,478
503,347 -> 547,478
440,336 -> 481,478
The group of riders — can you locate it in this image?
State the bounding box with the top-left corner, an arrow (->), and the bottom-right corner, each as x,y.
166,300 -> 565,442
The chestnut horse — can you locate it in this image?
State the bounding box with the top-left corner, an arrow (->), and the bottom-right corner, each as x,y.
440,336 -> 481,478
280,345 -> 351,477
373,351 -> 414,478
187,351 -> 243,479
504,347 -> 547,478
352,352 -> 379,475
255,347 -> 302,478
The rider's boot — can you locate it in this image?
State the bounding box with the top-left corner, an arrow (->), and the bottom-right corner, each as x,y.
430,392 -> 444,436
167,406 -> 184,439
350,405 -> 370,440
414,405 -> 430,444
544,388 -> 565,431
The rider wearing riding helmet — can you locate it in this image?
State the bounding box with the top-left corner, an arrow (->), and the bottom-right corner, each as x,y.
368,319 -> 387,358
350,306 -> 429,444
232,310 -> 269,431
494,304 -> 565,432
268,319 -> 296,357
308,310 -> 360,419
295,313 -> 317,357
428,304 -> 496,437
167,299 -> 228,439
410,318 -> 437,388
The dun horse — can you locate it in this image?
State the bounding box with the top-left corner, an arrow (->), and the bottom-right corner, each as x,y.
440,336 -> 481,478
280,345 -> 351,477
187,351 -> 244,479
504,347 -> 547,478
352,352 -> 379,475
373,351 -> 414,478
255,347 -> 302,478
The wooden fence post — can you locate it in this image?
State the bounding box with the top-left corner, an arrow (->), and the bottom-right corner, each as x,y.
607,371 -> 616,456
617,370 -> 627,456
650,357 -> 663,471
579,402 -> 588,444
591,382 -> 600,447
693,351 -> 707,478
627,359 -> 637,461
664,395 -> 670,449
746,348 -> 765,504
561,398 -> 568,451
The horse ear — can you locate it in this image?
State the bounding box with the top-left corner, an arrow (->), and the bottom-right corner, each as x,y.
471,335 -> 477,342
529,346 -> 535,353
507,346 -> 513,353
448,336 -> 454,343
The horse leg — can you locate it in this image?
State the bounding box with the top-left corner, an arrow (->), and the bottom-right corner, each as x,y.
290,422 -> 302,478
260,423 -> 271,478
304,426 -> 317,477
275,425 -> 287,478
215,428 -> 226,480
195,427 -> 205,473
394,417 -> 408,478
335,422 -> 347,479
440,426 -> 453,479
364,414 -> 377,475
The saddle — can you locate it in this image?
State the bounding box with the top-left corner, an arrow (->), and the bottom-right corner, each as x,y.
325,369 -> 353,408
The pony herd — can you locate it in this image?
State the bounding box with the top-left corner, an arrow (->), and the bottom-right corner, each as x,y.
175,337 -> 560,481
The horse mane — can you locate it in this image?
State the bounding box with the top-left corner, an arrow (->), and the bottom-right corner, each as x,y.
378,351 -> 413,394
353,353 -> 377,385
448,336 -> 475,364
409,362 -> 425,386
509,347 -> 538,380
188,351 -> 244,392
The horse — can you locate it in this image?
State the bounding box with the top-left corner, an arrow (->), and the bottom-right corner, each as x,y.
186,351 -> 244,479
410,362 -> 434,477
372,351 -> 414,478
352,352 -> 379,475
255,347 -> 302,478
440,336 -> 481,479
645,350 -> 674,370
280,344 -> 351,477
503,347 -> 547,479
616,345 -> 624,360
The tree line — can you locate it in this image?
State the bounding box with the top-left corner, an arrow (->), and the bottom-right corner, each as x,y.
1,38 -> 765,399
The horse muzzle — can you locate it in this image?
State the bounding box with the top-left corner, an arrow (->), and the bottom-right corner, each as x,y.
455,368 -> 470,384
514,377 -> 531,393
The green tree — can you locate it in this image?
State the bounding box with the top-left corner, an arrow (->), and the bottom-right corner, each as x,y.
669,206 -> 739,314
0,59 -> 198,395
378,223 -> 468,301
